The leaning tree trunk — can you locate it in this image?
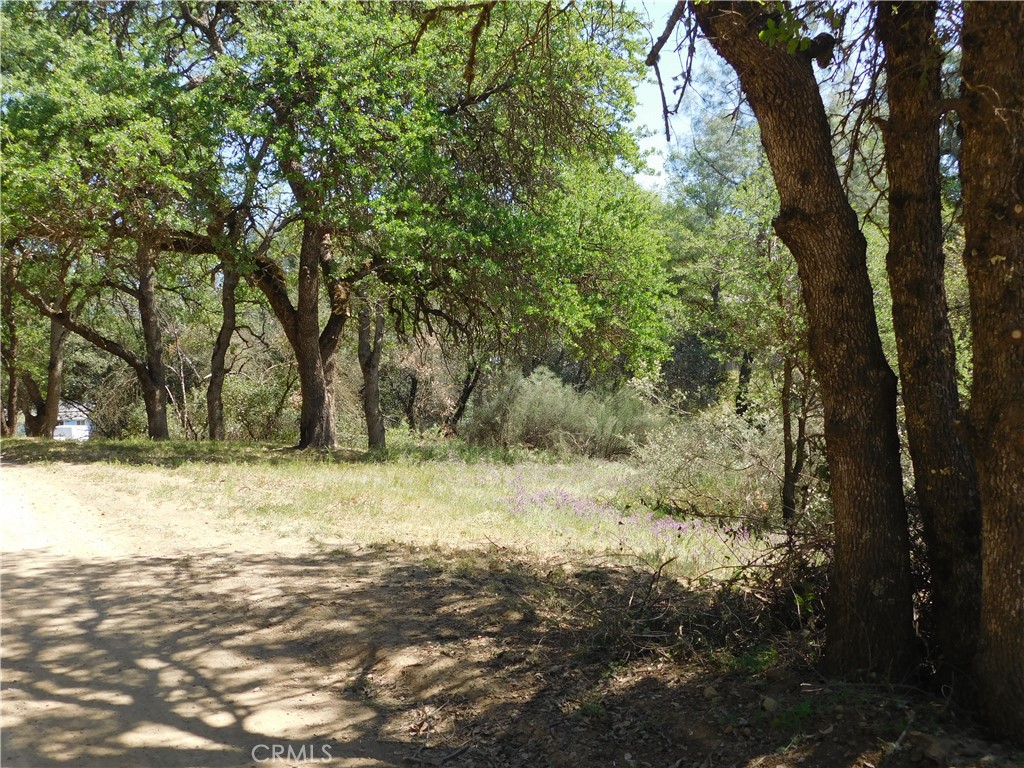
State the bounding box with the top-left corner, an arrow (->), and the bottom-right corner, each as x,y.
443,363 -> 482,435
207,262 -> 239,440
19,374 -> 45,437
690,2 -> 915,679
357,302 -> 386,453
877,2 -> 982,684
960,2 -> 1024,742
137,243 -> 169,440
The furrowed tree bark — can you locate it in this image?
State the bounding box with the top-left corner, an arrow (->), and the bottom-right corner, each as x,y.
877,2 -> 982,683
690,1 -> 915,678
960,2 -> 1024,742
207,260 -> 238,440
357,301 -> 387,453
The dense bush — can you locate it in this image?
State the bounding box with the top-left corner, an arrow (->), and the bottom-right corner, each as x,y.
463,367 -> 665,458
221,367 -> 298,442
88,368 -> 149,439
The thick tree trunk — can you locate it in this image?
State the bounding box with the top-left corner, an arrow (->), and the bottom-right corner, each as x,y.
960,2 -> 1024,742
17,317 -> 67,439
877,2 -> 982,682
295,223 -> 336,449
207,262 -> 239,440
691,2 -> 915,678
137,243 -> 170,440
357,302 -> 386,453
40,317 -> 70,438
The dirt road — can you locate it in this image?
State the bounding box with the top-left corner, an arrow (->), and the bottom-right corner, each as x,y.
0,463 -> 449,768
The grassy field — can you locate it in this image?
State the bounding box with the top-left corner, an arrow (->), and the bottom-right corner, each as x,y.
0,436 -> 755,577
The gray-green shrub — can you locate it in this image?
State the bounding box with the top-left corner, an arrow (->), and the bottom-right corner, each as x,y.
464,367 -> 664,458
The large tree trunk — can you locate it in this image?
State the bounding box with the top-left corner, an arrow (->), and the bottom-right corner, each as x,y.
137,243 -> 170,440
295,223 -> 336,449
248,221 -> 350,450
40,317 -> 70,438
877,2 -> 982,682
16,317 -> 69,439
207,262 -> 239,440
357,301 -> 386,453
690,2 -> 915,678
960,2 -> 1024,742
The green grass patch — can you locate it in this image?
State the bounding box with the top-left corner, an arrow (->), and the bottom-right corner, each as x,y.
1,437 -> 761,573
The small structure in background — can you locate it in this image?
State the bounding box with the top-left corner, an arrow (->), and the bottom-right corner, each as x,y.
53,404 -> 92,441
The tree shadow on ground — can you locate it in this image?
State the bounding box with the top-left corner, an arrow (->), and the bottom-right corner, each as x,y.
2,544 -> 1017,768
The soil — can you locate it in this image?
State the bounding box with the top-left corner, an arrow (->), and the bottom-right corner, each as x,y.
1,463 -> 1020,768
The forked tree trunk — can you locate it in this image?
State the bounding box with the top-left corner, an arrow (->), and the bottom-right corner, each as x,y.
294,223 -> 337,449
207,262 -> 239,440
358,302 -> 386,453
877,2 -> 982,683
691,2 -> 916,678
249,220 -> 350,450
960,2 -> 1024,742
17,317 -> 69,439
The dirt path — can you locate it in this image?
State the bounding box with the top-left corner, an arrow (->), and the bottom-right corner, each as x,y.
0,463 -> 431,768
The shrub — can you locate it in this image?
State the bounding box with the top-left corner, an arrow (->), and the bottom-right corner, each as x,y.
629,408 -> 783,527
222,367 -> 298,441
464,367 -> 665,459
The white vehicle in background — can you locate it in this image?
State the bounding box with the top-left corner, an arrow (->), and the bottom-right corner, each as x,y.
54,423 -> 91,441
54,404 -> 93,440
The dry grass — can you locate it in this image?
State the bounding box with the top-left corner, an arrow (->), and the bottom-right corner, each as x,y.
1,437 -> 757,576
